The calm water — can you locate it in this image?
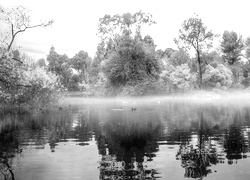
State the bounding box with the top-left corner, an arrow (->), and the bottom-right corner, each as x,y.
1,96 -> 250,180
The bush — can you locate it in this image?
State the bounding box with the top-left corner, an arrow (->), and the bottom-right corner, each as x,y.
241,77 -> 250,88
160,63 -> 196,92
0,49 -> 59,111
203,64 -> 233,88
119,78 -> 166,96
84,72 -> 108,96
68,74 -> 80,91
18,66 -> 59,108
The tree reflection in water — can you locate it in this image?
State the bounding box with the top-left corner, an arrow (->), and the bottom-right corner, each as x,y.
0,114 -> 18,180
224,113 -> 248,164
1,102 -> 250,179
175,107 -> 250,179
176,111 -> 218,179
97,116 -> 161,180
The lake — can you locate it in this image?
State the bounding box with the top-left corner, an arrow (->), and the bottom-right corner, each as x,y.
1,93 -> 250,180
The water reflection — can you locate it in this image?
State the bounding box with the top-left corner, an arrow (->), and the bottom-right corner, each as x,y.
0,114 -> 17,180
176,111 -> 218,179
0,99 -> 250,179
97,113 -> 161,179
224,113 -> 248,164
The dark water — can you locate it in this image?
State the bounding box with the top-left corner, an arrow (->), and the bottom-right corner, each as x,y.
1,96 -> 250,180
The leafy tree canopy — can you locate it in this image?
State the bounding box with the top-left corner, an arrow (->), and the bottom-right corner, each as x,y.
169,49 -> 190,66
103,34 -> 160,87
221,31 -> 244,65
71,50 -> 91,72
98,11 -> 156,43
174,15 -> 218,87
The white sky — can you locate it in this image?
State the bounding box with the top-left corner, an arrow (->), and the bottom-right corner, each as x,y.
1,0 -> 250,60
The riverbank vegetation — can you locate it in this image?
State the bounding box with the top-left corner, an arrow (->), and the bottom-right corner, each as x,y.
1,5 -> 250,112
0,5 -> 56,112
44,12 -> 250,97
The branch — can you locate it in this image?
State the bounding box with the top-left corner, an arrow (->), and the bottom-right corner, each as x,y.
202,32 -> 214,41
7,20 -> 54,51
12,57 -> 23,63
190,39 -> 197,50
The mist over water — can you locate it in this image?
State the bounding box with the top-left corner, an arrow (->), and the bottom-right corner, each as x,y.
1,91 -> 250,180
62,90 -> 250,107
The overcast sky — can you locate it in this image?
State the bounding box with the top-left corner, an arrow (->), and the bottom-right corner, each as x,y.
1,0 -> 250,59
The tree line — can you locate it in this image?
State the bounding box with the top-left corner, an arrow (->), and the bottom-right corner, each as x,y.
1,6 -> 250,111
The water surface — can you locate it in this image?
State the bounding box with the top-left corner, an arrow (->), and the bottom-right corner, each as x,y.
1,95 -> 250,180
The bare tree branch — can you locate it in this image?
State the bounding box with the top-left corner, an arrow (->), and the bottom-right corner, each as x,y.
7,20 -> 53,51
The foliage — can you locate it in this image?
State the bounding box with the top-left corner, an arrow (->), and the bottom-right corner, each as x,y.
20,64 -> 59,108
245,37 -> 250,59
159,63 -> 196,93
203,64 -> 233,88
103,34 -> 160,88
70,50 -> 91,83
175,15 -> 218,87
96,11 -> 163,96
189,51 -> 224,77
241,77 -> 250,88
46,46 -> 73,90
96,11 -> 156,71
98,11 -> 156,44
201,51 -> 224,68
169,63 -> 196,91
0,49 -> 58,110
36,58 -> 47,68
88,57 -> 101,84
156,48 -> 177,59
0,49 -> 22,104
168,49 -> 190,66
221,31 -> 244,65
0,5 -> 57,111
119,78 -> 165,96
242,61 -> 250,80
67,74 -> 80,91
91,72 -> 109,96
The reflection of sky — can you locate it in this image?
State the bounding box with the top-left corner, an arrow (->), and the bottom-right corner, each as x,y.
14,140 -> 99,180
153,145 -> 184,179
190,134 -> 198,147
71,114 -> 79,129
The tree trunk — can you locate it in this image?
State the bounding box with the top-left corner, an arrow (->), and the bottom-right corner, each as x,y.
197,51 -> 203,88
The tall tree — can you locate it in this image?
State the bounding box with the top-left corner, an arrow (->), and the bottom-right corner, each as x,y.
36,58 -> 47,68
97,11 -> 156,62
71,50 -> 92,83
96,11 -> 159,91
47,46 -> 72,89
221,31 -> 244,65
174,15 -> 217,88
97,11 -> 159,92
103,34 -> 160,87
